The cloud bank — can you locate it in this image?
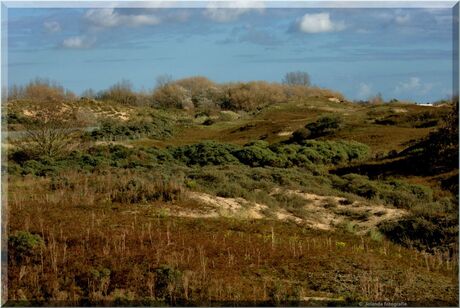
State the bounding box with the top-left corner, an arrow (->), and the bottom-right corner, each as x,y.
84,8 -> 161,29
298,13 -> 345,33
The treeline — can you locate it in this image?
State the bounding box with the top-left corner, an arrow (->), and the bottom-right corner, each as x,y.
7,78 -> 76,102
7,74 -> 344,112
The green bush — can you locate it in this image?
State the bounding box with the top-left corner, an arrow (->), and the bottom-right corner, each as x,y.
8,231 -> 44,262
298,140 -> 369,165
387,179 -> 433,201
233,142 -> 283,167
331,173 -> 434,209
154,265 -> 183,303
170,141 -> 240,166
14,144 -> 180,176
375,110 -> 445,128
21,160 -> 46,176
379,213 -> 458,251
301,115 -> 344,139
291,127 -> 311,143
89,115 -> 175,141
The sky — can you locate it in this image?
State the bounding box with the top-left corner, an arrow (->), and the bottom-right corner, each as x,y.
5,2 -> 457,103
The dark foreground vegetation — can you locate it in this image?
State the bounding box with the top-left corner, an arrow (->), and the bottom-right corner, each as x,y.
4,76 -> 459,306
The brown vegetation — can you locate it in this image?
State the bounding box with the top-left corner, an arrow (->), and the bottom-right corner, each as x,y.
5,77 -> 458,306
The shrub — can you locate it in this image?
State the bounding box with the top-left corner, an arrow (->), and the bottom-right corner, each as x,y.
272,193 -> 308,217
300,141 -> 369,165
21,160 -> 46,176
368,229 -> 384,242
154,266 -> 183,303
306,115 -> 344,138
152,84 -> 193,109
170,141 -> 240,166
174,76 -> 221,108
97,79 -> 138,105
291,128 -> 311,143
379,213 -> 458,251
233,142 -> 282,167
13,144 -> 178,176
144,147 -> 175,164
378,190 -> 417,208
390,180 -> 432,201
334,174 -> 380,199
12,101 -> 84,159
111,289 -> 136,306
153,76 -> 222,110
332,173 -> 434,209
89,116 -> 175,141
8,78 -> 75,102
220,81 -> 287,111
8,231 -> 44,262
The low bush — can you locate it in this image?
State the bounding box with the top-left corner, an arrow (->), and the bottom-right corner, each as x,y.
170,140 -> 368,169
375,110 -> 447,128
8,231 -> 44,263
331,173 -> 434,209
291,116 -> 344,141
170,141 -> 240,166
379,213 -> 458,252
154,266 -> 183,304
86,112 -> 175,141
220,81 -> 287,111
89,116 -> 175,141
233,141 -> 284,167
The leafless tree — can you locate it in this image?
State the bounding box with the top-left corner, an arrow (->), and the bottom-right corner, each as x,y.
97,79 -> 138,105
13,102 -> 85,158
282,71 -> 311,87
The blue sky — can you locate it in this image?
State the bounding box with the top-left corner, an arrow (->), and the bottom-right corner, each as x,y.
5,3 -> 456,102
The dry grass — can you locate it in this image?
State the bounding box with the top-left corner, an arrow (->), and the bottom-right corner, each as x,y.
6,172 -> 459,306
6,94 -> 458,306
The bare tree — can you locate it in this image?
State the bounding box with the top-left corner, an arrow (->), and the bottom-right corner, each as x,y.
13,101 -> 84,158
98,79 -> 137,105
25,78 -> 76,102
282,71 -> 311,87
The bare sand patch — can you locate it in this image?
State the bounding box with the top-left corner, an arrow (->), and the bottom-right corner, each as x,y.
170,190 -> 407,235
277,131 -> 293,136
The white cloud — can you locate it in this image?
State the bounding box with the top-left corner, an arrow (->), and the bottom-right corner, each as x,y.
84,8 -> 161,29
298,13 -> 345,33
43,21 -> 61,33
357,83 -> 373,99
62,35 -> 95,49
203,1 -> 264,23
395,77 -> 433,94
